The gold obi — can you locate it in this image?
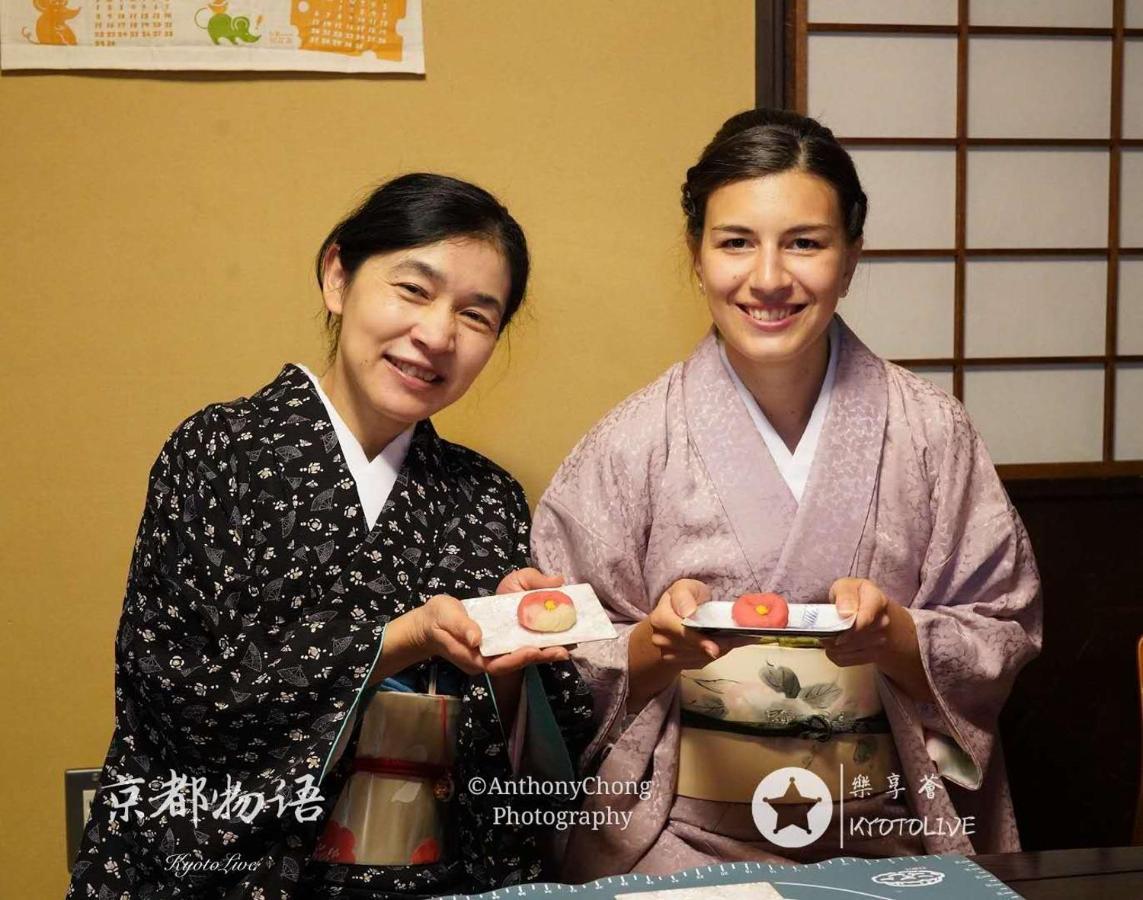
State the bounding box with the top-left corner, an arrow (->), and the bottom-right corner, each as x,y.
677,642 -> 899,804
314,689 -> 460,866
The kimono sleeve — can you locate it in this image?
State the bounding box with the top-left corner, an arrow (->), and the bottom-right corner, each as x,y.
907,401 -> 1043,790
447,474 -> 594,889
69,412 -> 396,899
501,480 -> 595,783
118,413 -> 384,782
531,420 -> 660,769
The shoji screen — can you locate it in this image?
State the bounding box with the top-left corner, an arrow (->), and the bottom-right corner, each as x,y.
798,0 -> 1142,476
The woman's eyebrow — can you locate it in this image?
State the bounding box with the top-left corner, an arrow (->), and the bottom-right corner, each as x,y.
785,223 -> 834,233
392,259 -> 444,283
469,293 -> 505,313
710,224 -> 755,235
394,259 -> 504,312
711,223 -> 834,235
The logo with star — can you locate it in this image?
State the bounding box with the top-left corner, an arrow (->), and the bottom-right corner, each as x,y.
750,766 -> 832,848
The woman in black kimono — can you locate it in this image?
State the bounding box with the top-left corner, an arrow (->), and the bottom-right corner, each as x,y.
67,174 -> 593,899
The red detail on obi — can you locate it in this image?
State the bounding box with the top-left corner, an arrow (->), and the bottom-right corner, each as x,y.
351,756 -> 451,781
411,837 -> 441,864
313,819 -> 356,863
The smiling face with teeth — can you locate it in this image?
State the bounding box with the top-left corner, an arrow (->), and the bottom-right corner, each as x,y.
319,237 -> 511,459
694,169 -> 862,384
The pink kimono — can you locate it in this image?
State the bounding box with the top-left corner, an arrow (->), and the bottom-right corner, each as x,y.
531,318 -> 1042,880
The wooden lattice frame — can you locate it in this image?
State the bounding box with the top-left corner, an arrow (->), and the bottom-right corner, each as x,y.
757,0 -> 1143,478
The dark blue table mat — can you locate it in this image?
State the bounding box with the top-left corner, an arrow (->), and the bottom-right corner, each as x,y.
447,854 -> 1024,899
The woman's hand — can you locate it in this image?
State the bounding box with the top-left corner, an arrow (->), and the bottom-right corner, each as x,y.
627,578 -> 755,711
496,565 -> 563,597
390,594 -> 484,672
647,579 -> 735,667
486,567 -> 573,725
370,594 -> 486,683
369,570 -> 571,696
404,593 -> 487,675
824,577 -> 934,703
484,567 -> 573,675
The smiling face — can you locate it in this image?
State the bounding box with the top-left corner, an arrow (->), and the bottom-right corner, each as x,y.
694,169 -> 861,374
321,237 -> 511,454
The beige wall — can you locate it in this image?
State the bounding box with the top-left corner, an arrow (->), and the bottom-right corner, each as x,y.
0,2 -> 753,896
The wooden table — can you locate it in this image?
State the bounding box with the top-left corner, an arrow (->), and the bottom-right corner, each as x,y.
976,847 -> 1143,898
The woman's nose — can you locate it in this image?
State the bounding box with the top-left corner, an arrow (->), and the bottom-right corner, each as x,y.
410,301 -> 456,353
748,247 -> 792,297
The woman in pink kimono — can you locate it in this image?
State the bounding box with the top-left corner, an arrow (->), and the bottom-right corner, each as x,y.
531,109 -> 1042,879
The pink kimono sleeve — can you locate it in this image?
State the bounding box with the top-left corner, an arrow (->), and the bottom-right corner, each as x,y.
908,401 -> 1043,789
532,499 -> 646,766
530,398 -> 665,769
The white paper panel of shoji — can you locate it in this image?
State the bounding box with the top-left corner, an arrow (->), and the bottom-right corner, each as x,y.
969,38 -> 1111,139
809,36 -> 956,138
1126,0 -> 1143,28
808,0 -> 956,25
850,149 -> 956,249
964,365 -> 1106,464
967,150 -> 1109,248
841,260 -> 954,358
1126,42 -> 1143,140
1115,365 -> 1143,459
1120,260 -> 1143,354
965,259 -> 1107,356
906,367 -> 955,396
970,0 -> 1112,28
964,366 -> 1104,463
1123,151 -> 1143,248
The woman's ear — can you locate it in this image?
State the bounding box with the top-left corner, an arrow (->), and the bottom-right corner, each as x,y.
321,245 -> 347,317
841,237 -> 863,297
691,245 -> 705,293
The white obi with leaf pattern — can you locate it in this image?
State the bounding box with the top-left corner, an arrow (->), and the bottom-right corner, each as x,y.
678,640 -> 900,804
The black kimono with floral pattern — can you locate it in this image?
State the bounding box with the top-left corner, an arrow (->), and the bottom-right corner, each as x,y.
67,365 -> 593,900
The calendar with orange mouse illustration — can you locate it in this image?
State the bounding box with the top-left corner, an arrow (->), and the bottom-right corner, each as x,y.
1,0 -> 424,72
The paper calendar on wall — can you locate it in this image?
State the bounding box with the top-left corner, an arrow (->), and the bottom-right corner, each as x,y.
0,1 -> 424,72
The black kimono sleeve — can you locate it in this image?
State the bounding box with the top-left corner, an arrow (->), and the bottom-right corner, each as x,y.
437,473 -> 595,891
68,412 -> 390,899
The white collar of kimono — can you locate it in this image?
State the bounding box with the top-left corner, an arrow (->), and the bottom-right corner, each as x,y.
716,317 -> 840,504
295,364 -> 415,529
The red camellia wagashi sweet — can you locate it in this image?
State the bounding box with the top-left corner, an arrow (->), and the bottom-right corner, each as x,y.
731,592 -> 790,628
517,590 -> 577,633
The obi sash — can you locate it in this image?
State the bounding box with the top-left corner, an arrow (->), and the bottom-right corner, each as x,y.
314,684 -> 460,866
677,642 -> 900,804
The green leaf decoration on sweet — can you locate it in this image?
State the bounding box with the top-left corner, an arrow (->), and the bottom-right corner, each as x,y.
800,681 -> 843,709
761,662 -> 801,699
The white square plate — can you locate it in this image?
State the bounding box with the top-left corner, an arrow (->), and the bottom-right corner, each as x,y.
461,582 -> 617,657
682,601 -> 855,637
